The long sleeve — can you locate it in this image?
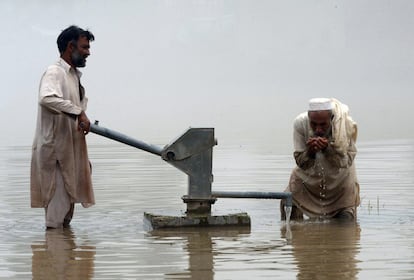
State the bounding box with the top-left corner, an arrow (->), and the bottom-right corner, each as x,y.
292,113 -> 316,170
323,139 -> 357,169
38,65 -> 83,116
294,150 -> 316,170
294,132 -> 357,170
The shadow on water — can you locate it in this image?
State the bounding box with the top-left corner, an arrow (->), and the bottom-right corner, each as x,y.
148,227 -> 251,280
281,220 -> 361,280
27,220 -> 362,280
31,228 -> 96,280
146,220 -> 361,280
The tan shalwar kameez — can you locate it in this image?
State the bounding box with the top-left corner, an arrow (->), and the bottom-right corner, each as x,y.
286,107 -> 360,219
31,58 -> 95,228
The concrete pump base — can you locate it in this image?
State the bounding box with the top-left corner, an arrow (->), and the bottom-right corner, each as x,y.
144,212 -> 251,230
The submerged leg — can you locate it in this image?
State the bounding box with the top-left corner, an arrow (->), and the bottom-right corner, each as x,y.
333,207 -> 356,221
45,163 -> 72,229
63,203 -> 75,228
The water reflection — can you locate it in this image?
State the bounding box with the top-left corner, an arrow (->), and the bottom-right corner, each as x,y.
31,228 -> 96,280
281,221 -> 361,280
0,139 -> 413,279
149,227 -> 250,279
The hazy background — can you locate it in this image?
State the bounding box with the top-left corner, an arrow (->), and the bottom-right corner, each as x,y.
1,0 -> 413,149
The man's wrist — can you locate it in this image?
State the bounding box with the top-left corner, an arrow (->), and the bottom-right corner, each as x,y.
63,112 -> 78,120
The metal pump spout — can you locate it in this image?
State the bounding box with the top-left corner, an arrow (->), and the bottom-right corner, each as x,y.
161,128 -> 217,214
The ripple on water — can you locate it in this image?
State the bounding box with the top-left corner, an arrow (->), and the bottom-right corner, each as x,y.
0,140 -> 413,279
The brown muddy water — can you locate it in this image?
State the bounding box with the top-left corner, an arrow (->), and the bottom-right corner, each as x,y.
0,137 -> 413,279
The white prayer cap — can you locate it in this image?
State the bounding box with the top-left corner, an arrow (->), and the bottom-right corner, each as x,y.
308,98 -> 333,111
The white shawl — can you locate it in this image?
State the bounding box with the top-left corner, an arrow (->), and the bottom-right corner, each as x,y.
330,98 -> 358,155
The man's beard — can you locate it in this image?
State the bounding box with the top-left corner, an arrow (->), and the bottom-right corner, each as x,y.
71,50 -> 86,68
313,124 -> 332,138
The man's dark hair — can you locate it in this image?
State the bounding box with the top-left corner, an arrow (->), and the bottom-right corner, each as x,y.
57,25 -> 95,55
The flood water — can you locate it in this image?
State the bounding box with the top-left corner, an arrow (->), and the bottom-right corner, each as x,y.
0,136 -> 413,279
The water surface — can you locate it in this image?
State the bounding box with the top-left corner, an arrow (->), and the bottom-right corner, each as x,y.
0,138 -> 413,279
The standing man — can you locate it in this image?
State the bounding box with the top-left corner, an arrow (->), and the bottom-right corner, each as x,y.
281,98 -> 360,220
31,25 -> 95,229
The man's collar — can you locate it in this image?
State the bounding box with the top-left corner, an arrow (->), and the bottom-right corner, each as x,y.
58,57 -> 82,77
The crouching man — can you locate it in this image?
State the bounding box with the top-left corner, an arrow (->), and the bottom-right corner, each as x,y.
281,98 -> 360,221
